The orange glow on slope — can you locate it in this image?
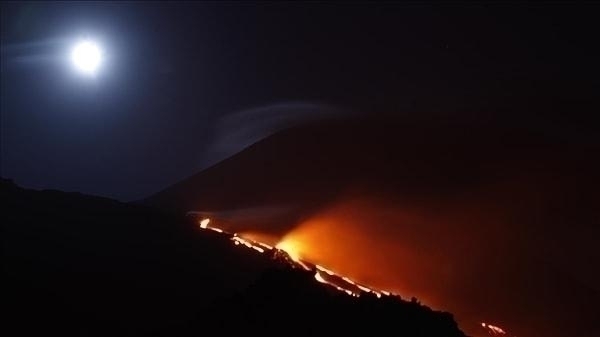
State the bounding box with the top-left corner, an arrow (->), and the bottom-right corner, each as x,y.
275,203 -> 419,301
196,216 -> 377,297
270,197 -> 492,335
265,195 -> 565,337
189,143 -> 598,337
196,193 -> 581,337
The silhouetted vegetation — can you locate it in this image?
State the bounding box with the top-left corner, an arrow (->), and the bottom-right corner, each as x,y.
3,179 -> 465,336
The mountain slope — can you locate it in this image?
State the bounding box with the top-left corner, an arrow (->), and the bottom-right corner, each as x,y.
142,117 -> 597,232
2,178 -> 467,337
141,118 -> 599,337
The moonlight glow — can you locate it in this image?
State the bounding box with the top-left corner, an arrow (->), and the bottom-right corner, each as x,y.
71,40 -> 102,75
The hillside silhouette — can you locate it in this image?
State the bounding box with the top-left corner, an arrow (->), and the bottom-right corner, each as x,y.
2,178 -> 466,337
200,265 -> 462,336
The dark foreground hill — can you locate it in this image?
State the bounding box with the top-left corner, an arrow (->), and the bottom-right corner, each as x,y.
2,179 -> 465,337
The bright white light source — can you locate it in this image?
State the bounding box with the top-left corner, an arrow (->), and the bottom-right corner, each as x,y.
199,218 -> 210,229
71,40 -> 102,75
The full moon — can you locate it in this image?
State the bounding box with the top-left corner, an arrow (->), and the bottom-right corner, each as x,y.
71,40 -> 102,75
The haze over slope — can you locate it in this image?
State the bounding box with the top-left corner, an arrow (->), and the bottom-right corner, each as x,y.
144,117 -> 599,337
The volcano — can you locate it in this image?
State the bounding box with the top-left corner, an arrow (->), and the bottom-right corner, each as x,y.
143,117 -> 599,337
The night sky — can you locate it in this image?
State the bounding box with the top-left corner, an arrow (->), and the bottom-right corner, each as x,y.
1,2 -> 598,201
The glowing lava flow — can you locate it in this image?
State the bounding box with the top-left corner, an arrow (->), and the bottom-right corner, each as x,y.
232,236 -> 269,253
196,217 -> 389,298
314,270 -> 358,296
481,322 -> 507,336
194,216 -> 513,337
315,264 -> 335,276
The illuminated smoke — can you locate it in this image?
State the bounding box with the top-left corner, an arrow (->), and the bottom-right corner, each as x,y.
196,172 -> 599,337
268,188 -> 599,337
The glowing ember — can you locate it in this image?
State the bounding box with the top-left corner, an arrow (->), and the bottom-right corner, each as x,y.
199,218 -> 210,228
481,322 -> 507,335
209,227 -> 223,233
315,271 -> 328,283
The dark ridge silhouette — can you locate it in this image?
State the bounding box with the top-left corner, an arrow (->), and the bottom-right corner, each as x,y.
200,265 -> 464,336
2,179 -> 466,337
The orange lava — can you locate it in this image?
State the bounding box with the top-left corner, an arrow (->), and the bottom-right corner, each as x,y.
197,185 -> 599,337
199,218 -> 210,228
270,196 -> 525,337
481,322 -> 507,336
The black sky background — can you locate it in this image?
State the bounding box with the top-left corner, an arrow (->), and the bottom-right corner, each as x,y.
1,2 -> 598,201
